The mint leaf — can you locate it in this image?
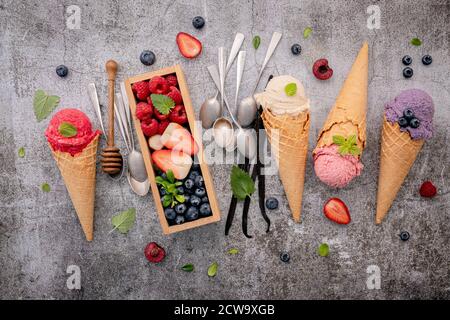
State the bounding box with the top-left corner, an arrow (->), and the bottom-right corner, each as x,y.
41,183 -> 50,192
208,262 -> 218,277
175,194 -> 185,203
411,38 -> 422,46
181,264 -> 194,272
349,145 -> 361,156
334,135 -> 360,156
228,248 -> 239,255
58,122 -> 77,138
284,83 -> 297,96
230,165 -> 255,200
347,135 -> 357,145
162,194 -> 172,207
111,208 -> 136,234
252,36 -> 261,50
151,94 -> 175,115
303,27 -> 313,39
166,170 -> 175,183
332,135 -> 346,145
33,90 -> 60,122
18,147 -> 25,158
318,243 -> 329,257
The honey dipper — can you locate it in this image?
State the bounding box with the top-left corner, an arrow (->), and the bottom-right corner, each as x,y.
101,60 -> 123,175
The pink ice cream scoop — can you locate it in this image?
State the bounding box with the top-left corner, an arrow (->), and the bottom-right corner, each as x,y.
313,145 -> 363,188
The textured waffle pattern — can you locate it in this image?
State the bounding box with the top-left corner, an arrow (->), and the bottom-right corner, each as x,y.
262,110 -> 310,222
314,42 -> 368,154
375,119 -> 424,224
50,135 -> 99,241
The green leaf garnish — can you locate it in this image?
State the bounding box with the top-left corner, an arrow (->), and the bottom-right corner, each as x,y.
151,94 -> 175,115
157,172 -> 185,207
230,165 -> 255,201
175,194 -> 185,203
166,170 -> 175,183
162,194 -> 172,207
18,147 -> 25,158
208,262 -> 218,277
318,243 -> 329,257
411,38 -> 422,46
41,183 -> 51,192
181,264 -> 194,272
303,27 -> 313,39
252,36 -> 261,50
284,83 -> 297,96
58,122 -> 77,138
111,208 -> 136,234
33,90 -> 60,122
228,248 -> 239,255
332,135 -> 361,156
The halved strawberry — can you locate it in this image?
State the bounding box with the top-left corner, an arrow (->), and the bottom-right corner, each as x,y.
160,122 -> 199,155
151,149 -> 192,180
323,198 -> 351,225
176,32 -> 202,59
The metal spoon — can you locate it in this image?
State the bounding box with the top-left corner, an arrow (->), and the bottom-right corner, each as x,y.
199,33 -> 245,129
237,32 -> 282,127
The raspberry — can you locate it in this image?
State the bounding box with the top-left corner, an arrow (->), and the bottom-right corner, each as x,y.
154,108 -> 169,121
165,75 -> 178,87
419,181 -> 437,198
132,81 -> 150,101
166,86 -> 183,104
141,118 -> 159,137
169,105 -> 188,125
135,102 -> 153,122
148,76 -> 169,94
158,120 -> 170,135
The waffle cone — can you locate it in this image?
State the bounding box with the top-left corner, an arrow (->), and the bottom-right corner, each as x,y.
314,42 -> 369,154
49,136 -> 99,241
375,118 -> 424,224
262,109 -> 310,222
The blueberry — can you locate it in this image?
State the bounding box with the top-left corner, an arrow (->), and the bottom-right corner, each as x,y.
190,195 -> 201,207
265,197 -> 279,210
194,187 -> 206,197
399,231 -> 410,241
199,203 -> 212,216
291,44 -> 301,55
56,65 -> 68,77
184,179 -> 195,190
280,252 -> 290,263
192,16 -> 205,29
140,50 -> 156,66
160,173 -> 167,180
159,188 -> 167,196
176,186 -> 185,194
188,171 -> 200,181
422,54 -> 432,65
192,164 -> 201,170
403,67 -> 413,78
184,195 -> 191,203
174,203 -> 187,215
164,208 -> 176,220
403,108 -> 415,120
194,175 -> 204,187
409,118 -> 420,128
402,55 -> 412,66
185,207 -> 199,221
175,215 -> 185,225
201,196 -> 209,203
398,117 -> 409,128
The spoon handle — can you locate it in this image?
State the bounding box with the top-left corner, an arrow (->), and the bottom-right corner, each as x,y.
225,33 -> 245,73
218,47 -> 227,113
120,82 -> 135,150
87,83 -> 106,133
234,51 -> 246,109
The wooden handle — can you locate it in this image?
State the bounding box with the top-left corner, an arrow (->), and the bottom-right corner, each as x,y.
106,60 -> 118,147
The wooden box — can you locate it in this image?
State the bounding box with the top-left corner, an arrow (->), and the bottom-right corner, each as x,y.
124,65 -> 221,234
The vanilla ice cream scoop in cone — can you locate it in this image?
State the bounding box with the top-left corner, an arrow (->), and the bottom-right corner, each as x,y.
313,42 -> 368,188
45,109 -> 101,241
375,89 -> 434,224
255,75 -> 310,222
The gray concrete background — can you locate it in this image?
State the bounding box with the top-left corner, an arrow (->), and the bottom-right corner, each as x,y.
1,0 -> 449,300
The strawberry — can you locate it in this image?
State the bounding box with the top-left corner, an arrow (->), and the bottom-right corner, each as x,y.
135,102 -> 153,122
132,81 -> 150,101
323,198 -> 351,225
160,122 -> 198,155
166,86 -> 183,105
420,181 -> 437,198
165,74 -> 178,87
141,118 -> 159,137
158,120 -> 170,135
151,149 -> 193,180
148,76 -> 169,94
176,32 -> 202,59
169,105 -> 188,125
144,242 -> 166,263
154,108 -> 170,121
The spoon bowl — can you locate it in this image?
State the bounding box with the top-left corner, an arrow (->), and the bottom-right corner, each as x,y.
212,118 -> 234,148
127,170 -> 150,196
199,96 -> 221,129
237,96 -> 257,128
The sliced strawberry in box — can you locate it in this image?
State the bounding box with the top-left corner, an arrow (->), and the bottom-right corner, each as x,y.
176,32 -> 202,59
152,149 -> 192,180
323,198 -> 351,225
161,122 -> 198,155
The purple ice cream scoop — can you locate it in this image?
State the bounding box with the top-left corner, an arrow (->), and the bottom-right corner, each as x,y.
385,89 -> 434,140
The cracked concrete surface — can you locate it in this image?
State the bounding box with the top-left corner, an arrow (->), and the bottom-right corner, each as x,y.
0,0 -> 449,299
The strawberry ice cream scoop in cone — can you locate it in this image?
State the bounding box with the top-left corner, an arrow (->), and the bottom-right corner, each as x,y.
255,75 -> 310,222
375,89 -> 434,224
45,109 -> 101,241
313,42 -> 368,188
